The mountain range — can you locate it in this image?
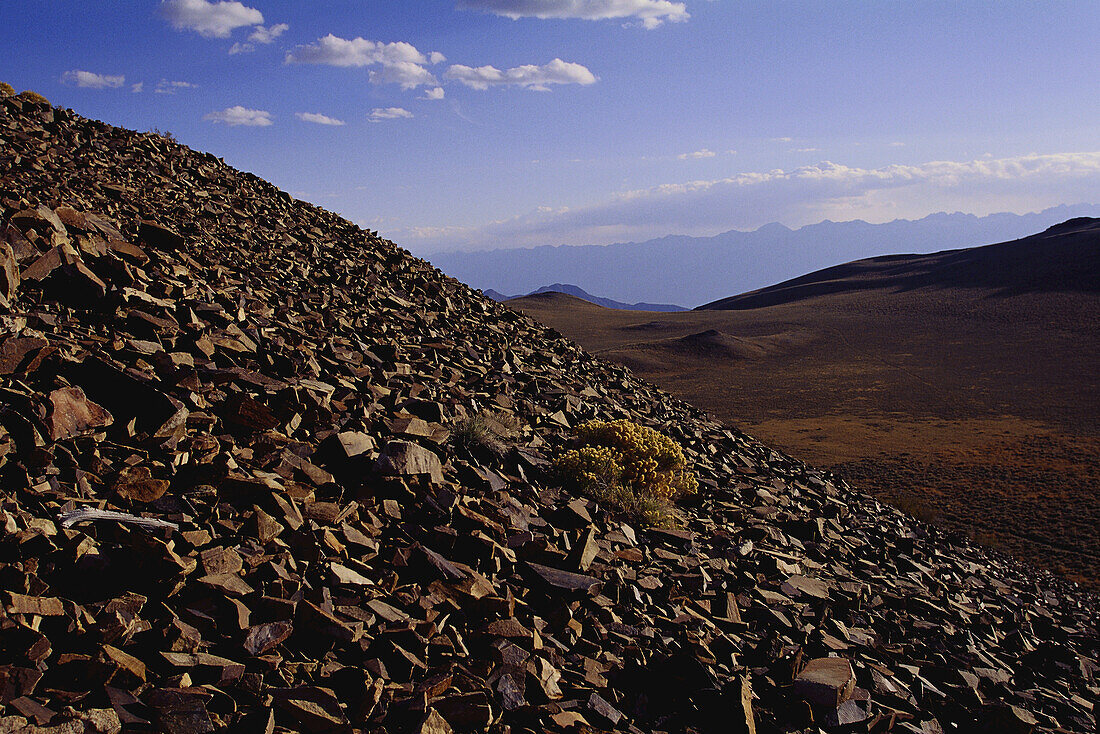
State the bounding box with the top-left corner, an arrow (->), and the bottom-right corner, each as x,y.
429,204 -> 1100,307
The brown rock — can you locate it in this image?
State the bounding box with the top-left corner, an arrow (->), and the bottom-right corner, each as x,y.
793,657 -> 856,709
524,562 -> 603,596
376,440 -> 443,483
138,220 -> 185,250
46,386 -> 113,440
113,466 -> 169,503
415,709 -> 453,734
0,241 -> 18,302
243,622 -> 293,656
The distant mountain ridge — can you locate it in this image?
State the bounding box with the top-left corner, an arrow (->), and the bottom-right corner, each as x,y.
428,204 -> 1100,307
485,283 -> 687,311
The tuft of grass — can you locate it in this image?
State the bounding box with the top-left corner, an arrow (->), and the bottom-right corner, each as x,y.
891,493 -> 939,524
0,82 -> 14,97
452,409 -> 522,456
149,127 -> 177,143
18,90 -> 50,105
555,419 -> 696,528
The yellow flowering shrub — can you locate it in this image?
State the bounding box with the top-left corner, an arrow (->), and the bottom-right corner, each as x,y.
555,419 -> 697,526
18,90 -> 50,105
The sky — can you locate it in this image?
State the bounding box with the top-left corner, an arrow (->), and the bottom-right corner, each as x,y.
2,1 -> 1099,255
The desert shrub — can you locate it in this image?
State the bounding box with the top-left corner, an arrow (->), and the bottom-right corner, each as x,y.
0,82 -> 14,97
452,409 -> 522,456
891,493 -> 939,524
149,127 -> 177,142
18,90 -> 50,105
556,419 -> 697,527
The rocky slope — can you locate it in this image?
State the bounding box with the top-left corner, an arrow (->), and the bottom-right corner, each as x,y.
0,87 -> 1096,734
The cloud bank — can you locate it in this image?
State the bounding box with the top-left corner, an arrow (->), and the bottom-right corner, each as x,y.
61,70 -> 124,89
397,151 -> 1100,251
159,0 -> 263,38
445,59 -> 596,90
204,106 -> 273,126
458,0 -> 689,28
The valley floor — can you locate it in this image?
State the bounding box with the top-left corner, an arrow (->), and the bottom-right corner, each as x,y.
511,289 -> 1100,588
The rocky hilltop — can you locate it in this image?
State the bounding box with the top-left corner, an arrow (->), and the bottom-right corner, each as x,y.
0,87 -> 1096,734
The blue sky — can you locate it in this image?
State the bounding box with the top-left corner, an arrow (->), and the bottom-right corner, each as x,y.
2,1 -> 1099,254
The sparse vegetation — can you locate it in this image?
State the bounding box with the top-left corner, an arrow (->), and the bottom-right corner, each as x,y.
556,419 -> 697,527
18,90 -> 49,105
890,493 -> 939,524
0,82 -> 14,97
452,409 -> 522,456
149,127 -> 177,143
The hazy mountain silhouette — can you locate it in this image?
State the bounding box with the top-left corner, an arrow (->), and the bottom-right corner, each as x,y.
486,283 -> 687,311
429,204 -> 1100,308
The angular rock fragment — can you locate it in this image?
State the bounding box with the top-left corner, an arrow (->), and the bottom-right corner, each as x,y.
46,386 -> 112,440
376,439 -> 443,483
794,657 -> 856,708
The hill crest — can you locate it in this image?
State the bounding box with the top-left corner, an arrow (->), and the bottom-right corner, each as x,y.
699,217 -> 1100,310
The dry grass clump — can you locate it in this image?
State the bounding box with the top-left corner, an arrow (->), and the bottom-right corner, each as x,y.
149,127 -> 177,143
0,82 -> 14,97
18,90 -> 50,105
452,409 -> 522,456
556,419 -> 697,527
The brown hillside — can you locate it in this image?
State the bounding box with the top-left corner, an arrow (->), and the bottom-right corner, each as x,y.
0,87 -> 1097,734
510,225 -> 1100,590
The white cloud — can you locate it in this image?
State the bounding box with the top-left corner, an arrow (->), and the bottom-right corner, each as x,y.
131,82 -> 144,93
159,0 -> 263,38
368,107 -> 414,122
429,51 -> 447,65
60,70 -> 124,89
792,147 -> 820,153
445,58 -> 597,91
422,87 -> 446,100
678,148 -> 716,160
155,79 -> 197,94
457,0 -> 688,28
296,111 -> 346,126
368,61 -> 439,89
398,151 -> 1100,251
231,22 -> 288,52
286,34 -> 442,89
771,136 -> 793,143
249,22 -> 288,43
204,105 -> 273,126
